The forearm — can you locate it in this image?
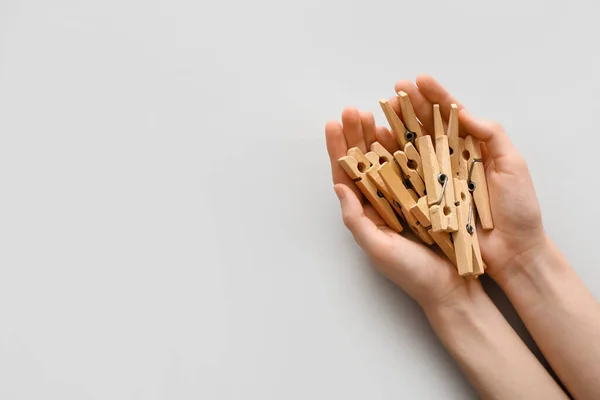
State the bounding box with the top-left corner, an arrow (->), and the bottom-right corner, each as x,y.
496,236 -> 600,400
424,281 -> 567,400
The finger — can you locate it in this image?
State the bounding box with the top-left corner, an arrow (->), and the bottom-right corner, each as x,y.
480,143 -> 495,172
458,109 -> 523,173
334,184 -> 391,252
341,107 -> 366,153
415,74 -> 465,120
375,126 -> 399,153
394,79 -> 434,134
360,111 -> 376,148
325,121 -> 362,198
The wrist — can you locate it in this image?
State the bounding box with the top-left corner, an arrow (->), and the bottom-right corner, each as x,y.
421,279 -> 488,321
491,235 -> 571,292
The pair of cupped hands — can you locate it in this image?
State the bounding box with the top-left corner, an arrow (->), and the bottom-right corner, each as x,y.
325,76 -> 547,309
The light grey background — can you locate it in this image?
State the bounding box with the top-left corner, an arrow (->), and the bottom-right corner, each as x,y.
1,0 -> 599,398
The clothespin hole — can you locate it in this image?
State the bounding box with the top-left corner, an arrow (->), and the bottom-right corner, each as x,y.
357,162 -> 368,173
449,147 -> 454,155
378,157 -> 387,165
461,192 -> 467,201
468,182 -> 476,192
376,190 -> 385,198
438,174 -> 448,185
462,150 -> 471,160
407,159 -> 418,170
443,206 -> 451,216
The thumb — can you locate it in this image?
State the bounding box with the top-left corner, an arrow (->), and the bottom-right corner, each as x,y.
334,184 -> 386,252
458,109 -> 523,173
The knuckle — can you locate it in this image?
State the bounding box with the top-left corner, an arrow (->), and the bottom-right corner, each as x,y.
342,213 -> 355,230
512,154 -> 528,170
488,121 -> 504,132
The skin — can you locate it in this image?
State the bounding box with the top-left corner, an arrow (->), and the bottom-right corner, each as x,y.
325,75 -> 600,399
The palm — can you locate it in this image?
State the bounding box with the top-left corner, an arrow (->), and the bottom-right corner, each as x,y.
477,159 -> 545,275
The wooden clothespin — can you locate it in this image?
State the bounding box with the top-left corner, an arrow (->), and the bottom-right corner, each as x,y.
433,105 -> 458,231
418,134 -> 458,233
409,196 -> 430,228
453,178 -> 473,276
370,142 -> 419,201
377,163 -> 434,245
369,142 -> 400,176
462,136 -> 494,229
453,179 -> 485,276
429,229 -> 458,267
380,93 -> 423,148
457,138 -> 468,179
379,99 -> 413,148
379,94 -> 425,195
393,145 -> 425,197
448,104 -> 461,177
338,148 -> 403,233
397,91 -> 424,146
362,150 -> 404,222
407,195 -> 457,266
469,208 -> 486,276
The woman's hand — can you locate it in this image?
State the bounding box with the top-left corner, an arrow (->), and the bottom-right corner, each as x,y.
395,75 -> 547,282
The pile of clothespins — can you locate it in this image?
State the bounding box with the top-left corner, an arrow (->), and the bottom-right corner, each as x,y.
338,91 -> 493,277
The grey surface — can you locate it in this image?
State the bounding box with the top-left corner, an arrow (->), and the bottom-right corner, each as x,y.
1,0 -> 599,398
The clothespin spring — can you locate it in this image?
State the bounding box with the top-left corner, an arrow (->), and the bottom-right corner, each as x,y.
467,158 -> 483,192
466,202 -> 474,235
404,128 -> 416,144
432,174 -> 448,206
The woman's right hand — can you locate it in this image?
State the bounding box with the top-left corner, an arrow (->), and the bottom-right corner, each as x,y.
400,75 -> 548,282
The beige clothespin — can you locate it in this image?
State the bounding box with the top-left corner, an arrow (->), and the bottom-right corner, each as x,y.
453,178 -> 474,276
369,142 -> 400,176
379,94 -> 425,195
429,229 -> 458,267
462,136 -> 493,229
407,195 -> 457,266
393,147 -> 425,197
433,105 -> 458,231
468,208 -> 485,276
379,99 -> 413,148
409,196 -> 431,228
370,142 -> 419,201
362,150 -> 404,222
457,138 -> 468,179
338,148 -> 403,233
397,91 -> 424,146
418,134 -> 458,233
453,179 -> 485,276
378,163 -> 434,245
379,93 -> 423,148
448,104 -> 461,177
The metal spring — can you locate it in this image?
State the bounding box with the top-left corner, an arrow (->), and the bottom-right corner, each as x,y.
404,128 -> 416,144
432,174 -> 448,206
467,158 -> 483,192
